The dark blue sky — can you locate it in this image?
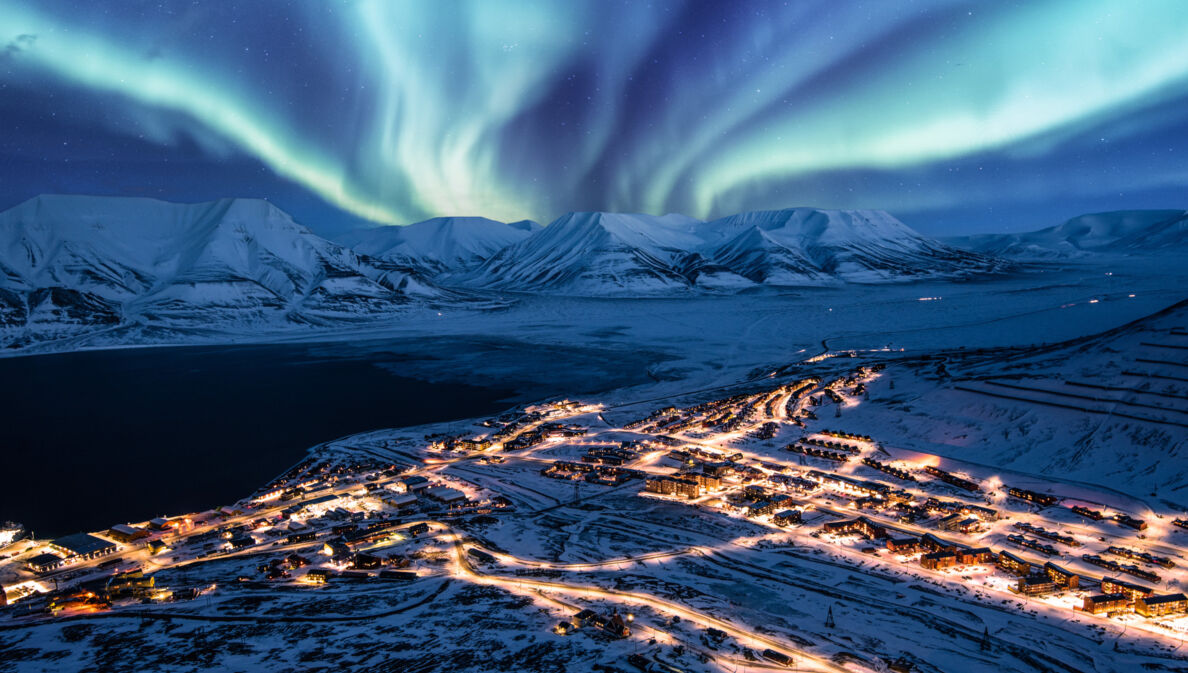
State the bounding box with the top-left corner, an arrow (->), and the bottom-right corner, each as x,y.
1,0 -> 1186,236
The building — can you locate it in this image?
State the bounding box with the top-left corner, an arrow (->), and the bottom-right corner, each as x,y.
773,510 -> 802,527
382,493 -> 418,510
1081,593 -> 1131,615
920,533 -> 962,553
147,540 -> 169,556
922,466 -> 980,492
106,524 -> 149,543
822,517 -> 888,539
937,513 -> 981,534
1016,575 -> 1057,596
1044,562 -> 1080,589
50,533 -> 117,562
1101,577 -> 1155,602
423,486 -> 467,506
958,548 -> 996,565
1007,487 -> 1060,507
25,552 -> 65,574
107,570 -> 155,598
1136,593 -> 1188,618
1112,513 -> 1147,530
886,537 -> 922,554
683,471 -> 722,491
571,608 -> 598,628
400,476 -> 431,492
305,569 -> 334,584
644,476 -> 700,499
227,535 -> 255,550
921,551 -> 958,570
997,551 -> 1032,576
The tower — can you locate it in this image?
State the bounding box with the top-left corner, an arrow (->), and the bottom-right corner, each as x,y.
825,604 -> 835,628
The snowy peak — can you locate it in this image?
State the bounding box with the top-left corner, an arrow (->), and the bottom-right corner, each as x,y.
335,216 -> 538,275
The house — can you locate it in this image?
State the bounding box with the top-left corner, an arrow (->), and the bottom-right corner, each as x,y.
921,551 -> 958,570
886,537 -> 922,554
50,533 -> 117,562
604,613 -> 631,638
107,570 -> 155,598
401,476 -> 431,492
1044,562 -> 1080,589
1016,575 -> 1057,596
1101,577 -> 1155,602
352,553 -> 383,570
1136,593 -> 1188,618
106,524 -> 149,543
227,535 -> 255,550
304,569 -> 334,584
1081,593 -> 1131,614
1007,487 -> 1059,507
571,608 -> 598,628
408,523 -> 430,536
773,510 -> 802,527
958,548 -> 996,565
997,551 -> 1032,576
1112,513 -> 1147,531
644,476 -> 700,499
920,533 -> 962,553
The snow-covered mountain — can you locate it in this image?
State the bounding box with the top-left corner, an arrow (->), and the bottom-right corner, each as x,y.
460,211 -> 709,295
335,216 -> 539,276
0,195 -> 444,335
696,208 -> 998,285
947,210 -> 1188,259
461,208 -> 1001,295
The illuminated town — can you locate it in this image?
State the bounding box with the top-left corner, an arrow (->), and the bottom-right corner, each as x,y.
3,2 -> 1188,672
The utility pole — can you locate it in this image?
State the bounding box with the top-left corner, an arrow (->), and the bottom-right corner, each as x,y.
825,604 -> 835,628
980,626 -> 990,651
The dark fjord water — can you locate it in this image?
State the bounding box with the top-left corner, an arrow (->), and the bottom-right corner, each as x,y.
0,337 -> 659,537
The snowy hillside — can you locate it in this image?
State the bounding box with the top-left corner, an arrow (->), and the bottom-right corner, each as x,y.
335,216 -> 539,276
947,209 -> 1188,259
462,208 -> 1001,295
0,195 -> 444,338
838,299 -> 1188,502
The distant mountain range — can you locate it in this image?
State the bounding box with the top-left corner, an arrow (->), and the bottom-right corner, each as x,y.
0,194 -> 1181,347
944,209 -> 1188,260
462,209 -> 1002,295
0,195 -> 451,338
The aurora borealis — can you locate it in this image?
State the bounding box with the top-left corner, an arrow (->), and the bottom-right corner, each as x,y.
2,0 -> 1187,234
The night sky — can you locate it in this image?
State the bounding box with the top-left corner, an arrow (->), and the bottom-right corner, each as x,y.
2,0 -> 1186,236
